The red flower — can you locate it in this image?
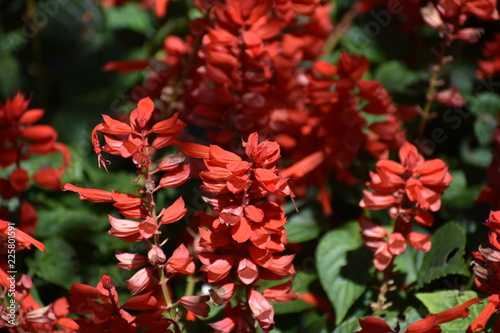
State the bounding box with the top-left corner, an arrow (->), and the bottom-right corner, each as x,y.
359,142 -> 451,270
195,133 -> 296,332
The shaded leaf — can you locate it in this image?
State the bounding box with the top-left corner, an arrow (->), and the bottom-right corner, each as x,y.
33,238 -> 81,289
414,222 -> 470,289
285,208 -> 321,243
316,221 -> 371,325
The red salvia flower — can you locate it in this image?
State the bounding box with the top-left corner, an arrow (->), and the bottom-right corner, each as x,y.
359,142 -> 452,270
192,132 -> 296,332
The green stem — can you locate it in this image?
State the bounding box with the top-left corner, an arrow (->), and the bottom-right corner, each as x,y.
184,274 -> 196,297
322,4 -> 359,55
417,43 -> 448,138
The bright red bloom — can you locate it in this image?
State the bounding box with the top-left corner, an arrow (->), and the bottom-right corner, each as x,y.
92,96 -> 185,174
359,142 -> 451,270
195,133 -> 296,332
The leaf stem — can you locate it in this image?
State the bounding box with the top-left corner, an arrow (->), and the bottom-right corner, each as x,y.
417,42 -> 449,138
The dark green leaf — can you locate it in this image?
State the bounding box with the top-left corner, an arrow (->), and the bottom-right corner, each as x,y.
468,92 -> 500,117
414,222 -> 470,289
316,221 -> 371,325
332,317 -> 361,333
33,238 -> 81,289
394,246 -> 424,286
285,208 -> 321,243
460,138 -> 492,168
441,170 -> 481,217
103,2 -> 154,35
374,60 -> 420,95
474,114 -> 497,145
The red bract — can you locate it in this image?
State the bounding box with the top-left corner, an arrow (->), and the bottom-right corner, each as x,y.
359,142 -> 452,270
477,33 -> 500,79
193,132 -> 296,332
69,275 -> 147,332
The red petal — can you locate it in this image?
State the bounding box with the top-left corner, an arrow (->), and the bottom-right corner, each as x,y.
18,109 -> 44,125
231,217 -> 252,243
160,196 -> 188,224
63,184 -> 114,202
101,114 -> 132,135
10,168 -> 30,192
130,97 -> 154,129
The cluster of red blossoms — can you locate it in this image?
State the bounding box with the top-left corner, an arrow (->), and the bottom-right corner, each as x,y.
0,92 -> 71,235
64,97 -> 208,332
185,132 -> 296,332
0,220 -> 78,332
359,142 -> 452,270
60,97 -> 298,332
421,0 -> 499,43
0,93 -> 76,332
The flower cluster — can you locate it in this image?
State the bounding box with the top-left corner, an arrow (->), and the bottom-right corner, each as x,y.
0,220 -> 76,332
0,92 -> 71,234
185,132 -> 296,332
281,51 -> 417,213
64,97 -> 208,331
359,142 -> 452,270
421,0 -> 499,43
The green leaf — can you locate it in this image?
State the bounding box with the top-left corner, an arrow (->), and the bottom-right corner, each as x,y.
415,290 -> 485,333
474,114 -> 497,145
394,246 -> 424,286
316,221 -> 371,325
285,208 -> 321,243
33,238 -> 81,289
414,222 -> 470,289
332,317 -> 361,333
104,2 -> 154,35
0,55 -> 21,98
469,92 -> 500,117
460,139 -> 492,169
374,60 -> 420,95
399,307 -> 424,332
440,170 -> 481,217
35,207 -> 104,239
341,26 -> 386,64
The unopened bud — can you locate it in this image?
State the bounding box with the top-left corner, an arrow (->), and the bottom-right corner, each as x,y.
148,246 -> 167,265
